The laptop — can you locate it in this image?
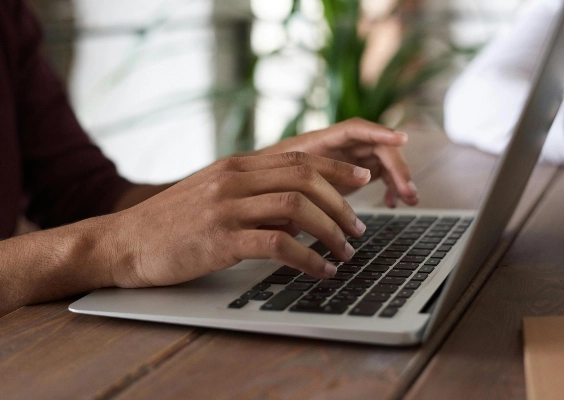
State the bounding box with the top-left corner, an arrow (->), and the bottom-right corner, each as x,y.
69,8 -> 564,345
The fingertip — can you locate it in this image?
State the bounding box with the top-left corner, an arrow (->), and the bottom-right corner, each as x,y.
391,130 -> 409,145
353,166 -> 371,182
323,262 -> 337,279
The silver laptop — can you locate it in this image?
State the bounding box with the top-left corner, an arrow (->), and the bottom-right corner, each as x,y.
69,8 -> 564,345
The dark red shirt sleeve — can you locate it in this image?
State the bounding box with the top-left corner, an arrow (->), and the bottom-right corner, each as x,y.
6,0 -> 133,229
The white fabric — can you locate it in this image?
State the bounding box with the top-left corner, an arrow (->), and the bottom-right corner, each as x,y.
444,0 -> 564,164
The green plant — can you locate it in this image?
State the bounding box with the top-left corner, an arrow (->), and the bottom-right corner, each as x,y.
280,0 -> 453,139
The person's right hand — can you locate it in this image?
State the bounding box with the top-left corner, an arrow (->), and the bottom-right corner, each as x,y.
107,152 -> 372,289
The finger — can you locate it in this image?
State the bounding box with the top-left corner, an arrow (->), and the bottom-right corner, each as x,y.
373,145 -> 418,205
237,165 -> 366,237
259,223 -> 301,237
319,118 -> 408,148
237,192 -> 356,262
233,230 -> 336,279
381,171 -> 399,208
227,152 -> 372,187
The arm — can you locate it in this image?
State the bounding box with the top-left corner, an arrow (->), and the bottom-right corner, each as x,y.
444,0 -> 564,164
0,153 -> 371,316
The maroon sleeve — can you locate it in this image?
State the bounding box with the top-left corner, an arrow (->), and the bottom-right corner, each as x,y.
10,1 -> 133,228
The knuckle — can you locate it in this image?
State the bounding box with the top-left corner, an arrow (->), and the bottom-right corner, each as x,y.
206,171 -> 234,196
285,151 -> 307,166
216,156 -> 238,171
294,164 -> 316,181
266,231 -> 287,255
280,192 -> 305,212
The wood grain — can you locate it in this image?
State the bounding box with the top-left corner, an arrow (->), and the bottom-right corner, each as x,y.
0,300 -> 201,400
405,169 -> 564,400
1,122 -> 557,400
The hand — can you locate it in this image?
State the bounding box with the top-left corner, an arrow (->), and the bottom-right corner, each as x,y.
109,152 -> 371,288
257,118 -> 418,207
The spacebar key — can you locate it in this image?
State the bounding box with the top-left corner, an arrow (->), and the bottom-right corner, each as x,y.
260,290 -> 302,311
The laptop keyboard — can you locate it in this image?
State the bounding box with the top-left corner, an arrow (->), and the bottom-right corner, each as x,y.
228,214 -> 473,318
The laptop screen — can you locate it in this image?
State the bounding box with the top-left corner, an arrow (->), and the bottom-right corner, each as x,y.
425,5 -> 564,338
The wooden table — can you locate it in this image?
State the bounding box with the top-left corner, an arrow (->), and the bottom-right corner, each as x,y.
2,122 -> 563,400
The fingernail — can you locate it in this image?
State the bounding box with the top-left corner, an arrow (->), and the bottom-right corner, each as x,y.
394,130 -> 409,141
344,242 -> 355,259
324,262 -> 337,278
354,166 -> 371,180
407,180 -> 418,194
355,218 -> 366,234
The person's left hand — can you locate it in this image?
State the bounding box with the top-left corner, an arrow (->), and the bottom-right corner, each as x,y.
255,118 -> 418,208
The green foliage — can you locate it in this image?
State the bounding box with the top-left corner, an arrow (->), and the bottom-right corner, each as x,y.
280,0 -> 453,137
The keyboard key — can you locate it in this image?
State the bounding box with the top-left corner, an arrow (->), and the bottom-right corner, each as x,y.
357,271 -> 383,280
387,245 -> 410,252
424,258 -> 441,266
440,217 -> 460,223
404,281 -> 421,290
449,233 -> 463,239
411,273 -> 429,281
263,275 -> 294,285
380,307 -> 399,318
261,290 -> 302,311
420,237 -> 441,244
396,289 -> 414,298
370,257 -> 396,265
401,256 -> 426,264
371,284 -> 400,293
407,249 -> 431,256
339,288 -> 366,297
347,279 -> 374,288
364,264 -> 389,273
419,265 -> 435,273
301,294 -> 326,303
381,276 -> 406,285
273,266 -> 301,276
437,245 -> 452,252
241,290 -> 260,299
318,280 -> 345,288
392,239 -> 416,245
252,282 -> 271,291
386,269 -> 413,278
354,251 -> 378,259
350,301 -> 383,316
345,259 -> 369,266
310,287 -> 337,296
254,291 -> 274,301
286,282 -> 314,291
413,243 -> 436,250
431,251 -> 447,259
332,294 -> 358,304
290,303 -> 348,314
361,245 -> 384,252
332,272 -> 354,281
370,239 -> 391,246
379,251 -> 404,259
338,265 -> 362,273
295,274 -> 321,283
443,239 -> 457,245
394,262 -> 419,270
389,298 -> 406,307
228,298 -> 248,309
363,292 -> 391,302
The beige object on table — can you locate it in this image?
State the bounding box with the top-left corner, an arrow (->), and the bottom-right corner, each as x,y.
523,316 -> 564,400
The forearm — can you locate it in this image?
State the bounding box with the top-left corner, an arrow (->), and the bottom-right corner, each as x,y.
0,214 -> 121,316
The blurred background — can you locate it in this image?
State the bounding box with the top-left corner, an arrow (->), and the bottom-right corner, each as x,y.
29,0 -> 525,184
